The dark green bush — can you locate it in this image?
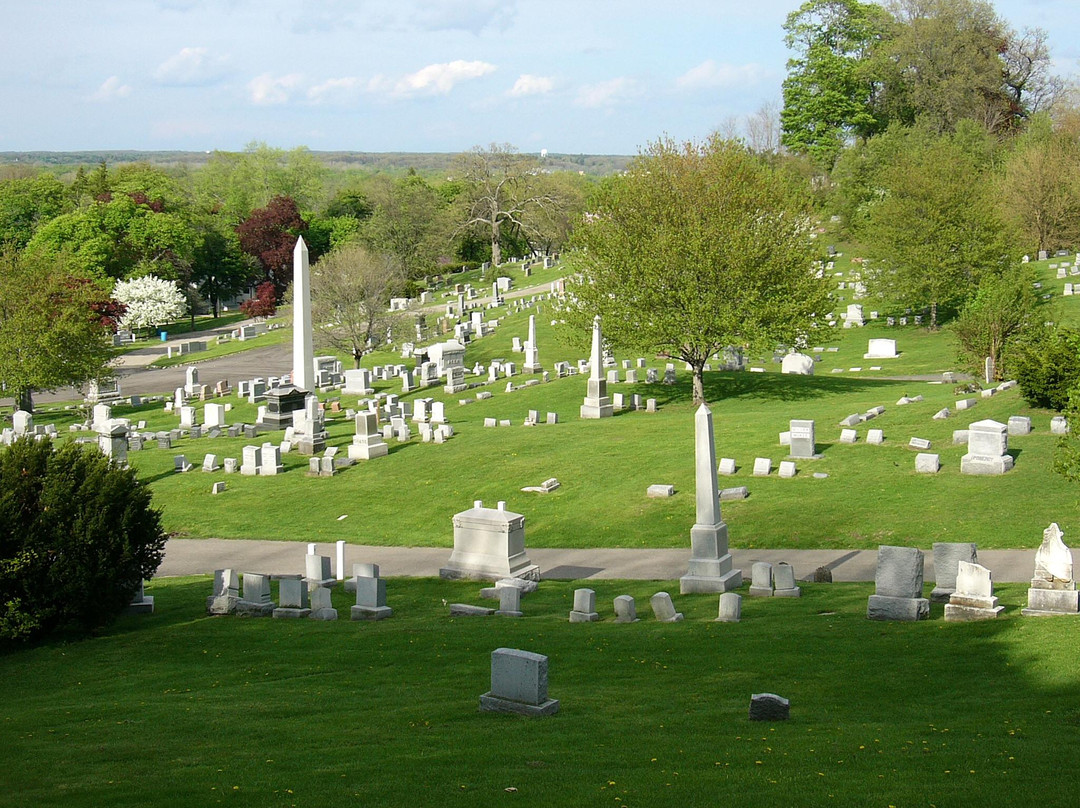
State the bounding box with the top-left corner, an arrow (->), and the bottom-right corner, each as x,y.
0,437 -> 166,643
1009,326 -> 1080,411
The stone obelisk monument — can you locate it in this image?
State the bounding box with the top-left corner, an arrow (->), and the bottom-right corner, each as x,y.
680,404 -> 742,593
523,314 -> 541,373
292,236 -> 314,392
579,315 -> 613,419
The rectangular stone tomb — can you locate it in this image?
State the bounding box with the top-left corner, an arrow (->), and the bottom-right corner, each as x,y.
944,561 -> 1003,621
440,501 -> 539,581
569,588 -> 600,622
480,648 -> 559,716
930,542 -> 978,602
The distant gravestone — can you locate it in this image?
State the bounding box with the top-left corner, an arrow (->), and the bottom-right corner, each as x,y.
1022,523 -> 1079,616
930,543 -> 978,603
961,420 -> 1013,475
613,595 -> 638,623
569,588 -> 600,623
716,592 -> 742,622
944,561 -> 1003,621
749,693 -> 790,721
749,562 -> 774,597
649,591 -> 684,622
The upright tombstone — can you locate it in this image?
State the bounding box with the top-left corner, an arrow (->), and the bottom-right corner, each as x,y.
440,500 -> 540,581
237,573 -> 275,616
867,545 -> 929,621
350,566 -> 392,620
788,419 -> 820,460
479,648 -> 560,716
864,339 -> 898,359
523,314 -> 542,373
207,569 -> 240,615
960,419 -> 1014,475
569,588 -> 600,623
716,592 -> 742,622
680,404 -> 742,594
273,578 -> 312,618
944,561 -> 1004,621
308,586 -> 338,620
98,421 -> 128,465
292,236 -> 315,392
749,562 -> 774,597
613,595 -> 638,623
773,562 -> 801,598
348,411 -> 389,460
650,591 -> 684,622
580,316 -> 614,419
781,352 -> 815,375
930,543 -> 979,603
1021,523 -> 1079,616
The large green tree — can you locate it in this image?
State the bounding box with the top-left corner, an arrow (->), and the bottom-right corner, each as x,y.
0,250 -> 115,412
859,127 -> 1017,327
950,266 -> 1039,381
0,174 -> 66,248
361,174 -> 448,279
780,0 -> 890,168
563,136 -> 830,405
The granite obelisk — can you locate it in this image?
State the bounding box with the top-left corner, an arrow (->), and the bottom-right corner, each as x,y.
523,314 -> 541,373
680,404 -> 742,593
292,236 -> 314,392
579,315 -> 613,419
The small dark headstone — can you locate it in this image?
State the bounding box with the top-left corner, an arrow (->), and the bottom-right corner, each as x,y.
749,693 -> 790,721
813,566 -> 833,583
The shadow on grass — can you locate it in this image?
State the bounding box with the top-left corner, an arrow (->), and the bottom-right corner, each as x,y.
639,371 -> 905,408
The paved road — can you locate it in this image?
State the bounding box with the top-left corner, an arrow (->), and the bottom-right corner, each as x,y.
158,539 -> 1036,583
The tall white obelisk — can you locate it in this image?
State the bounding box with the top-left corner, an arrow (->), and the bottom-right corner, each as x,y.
523,314 -> 541,373
680,404 -> 741,593
292,236 -> 314,392
579,315 -> 613,419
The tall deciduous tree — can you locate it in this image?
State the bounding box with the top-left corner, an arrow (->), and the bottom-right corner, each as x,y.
563,136 -> 830,405
780,0 -> 890,168
860,128 -> 1016,328
236,195 -> 308,297
191,219 -> 257,318
950,266 -> 1039,381
0,250 -> 115,412
0,174 -> 66,248
113,275 -> 187,335
309,245 -> 402,368
361,175 -> 448,279
453,144 -> 558,266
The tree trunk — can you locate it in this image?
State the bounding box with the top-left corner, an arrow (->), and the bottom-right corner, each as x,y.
212,295 -> 219,318
691,361 -> 706,406
930,301 -> 938,330
353,349 -> 363,370
490,219 -> 502,266
16,387 -> 33,414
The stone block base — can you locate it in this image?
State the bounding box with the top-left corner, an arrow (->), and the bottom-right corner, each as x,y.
440,564 -> 540,583
309,607 -> 338,621
207,594 -> 239,615
945,603 -> 1004,621
273,607 -> 312,619
569,611 -> 599,623
867,594 -> 929,621
480,693 -> 560,716
351,605 -> 393,621
680,568 -> 742,595
235,600 -> 275,617
774,587 -> 802,598
580,401 -> 613,419
1022,587 -> 1079,615
929,587 -> 954,604
125,597 -> 154,615
450,603 -> 495,616
748,586 -> 774,597
348,442 -> 389,460
495,609 -> 523,618
960,454 -> 1014,475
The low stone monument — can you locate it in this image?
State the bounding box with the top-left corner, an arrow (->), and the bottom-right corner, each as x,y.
749,693 -> 790,721
944,561 -> 1003,621
1021,523 -> 1079,616
748,562 -> 774,597
580,316 -> 613,419
237,573 -> 275,617
273,578 -> 311,618
867,546 -> 929,621
781,353 -> 814,375
440,500 -> 539,582
207,569 -> 240,615
773,562 -> 801,598
350,565 -> 392,621
480,648 -> 559,716
308,586 -> 338,620
789,419 -> 821,460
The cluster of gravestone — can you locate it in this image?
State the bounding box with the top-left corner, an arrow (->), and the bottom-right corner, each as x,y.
866,525 -> 1078,621
206,555 -> 391,622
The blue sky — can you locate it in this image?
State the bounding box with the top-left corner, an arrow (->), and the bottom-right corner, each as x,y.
2,0 -> 1077,155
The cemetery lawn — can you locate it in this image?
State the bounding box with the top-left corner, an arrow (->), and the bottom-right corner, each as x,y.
149,324 -> 288,369
1,576 -> 1075,808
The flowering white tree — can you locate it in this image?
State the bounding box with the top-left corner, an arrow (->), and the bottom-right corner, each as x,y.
113,275 -> 187,334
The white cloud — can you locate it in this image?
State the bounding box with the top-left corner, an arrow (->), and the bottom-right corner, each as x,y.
90,76 -> 132,101
392,60 -> 496,96
154,47 -> 229,86
307,76 -> 369,104
510,74 -> 553,97
575,77 -> 639,108
247,73 -> 302,105
676,60 -> 768,90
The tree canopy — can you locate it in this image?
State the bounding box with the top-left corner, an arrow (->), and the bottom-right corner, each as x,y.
563,136 -> 830,405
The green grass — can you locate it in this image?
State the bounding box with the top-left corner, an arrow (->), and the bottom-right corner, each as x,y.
1,575 -> 1076,808
34,296 -> 1075,551
148,324 -> 289,368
